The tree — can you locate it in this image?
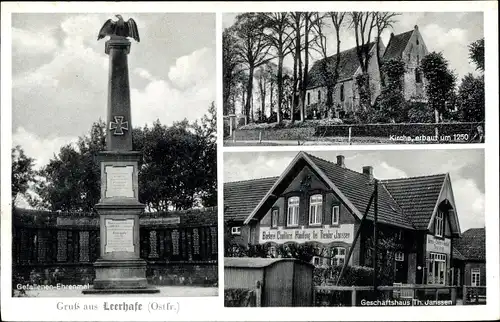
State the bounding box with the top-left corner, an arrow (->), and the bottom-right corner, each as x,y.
420,52 -> 457,123
290,12 -> 304,122
457,73 -> 485,122
11,145 -> 37,206
374,12 -> 400,87
33,105 -> 217,212
349,12 -> 377,110
377,58 -> 407,122
262,12 -> 294,123
33,120 -> 105,211
313,12 -> 345,118
233,13 -> 272,124
223,27 -> 243,115
468,38 -> 484,72
299,12 -> 319,121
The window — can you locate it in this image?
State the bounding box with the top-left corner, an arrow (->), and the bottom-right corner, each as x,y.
332,206 -> 340,225
471,268 -> 480,286
318,90 -> 321,102
340,84 -> 345,102
271,209 -> 279,228
309,194 -> 323,225
287,196 -> 300,227
395,251 -> 404,262
435,211 -> 444,237
312,256 -> 321,267
416,39 -> 419,45
331,247 -> 346,266
231,226 -> 241,236
268,246 -> 277,258
427,253 -> 447,285
415,68 -> 422,83
307,92 -> 310,105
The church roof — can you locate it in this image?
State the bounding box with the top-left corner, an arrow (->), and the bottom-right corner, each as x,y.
383,29 -> 414,61
224,152 -> 454,232
305,42 -> 376,89
453,228 -> 486,261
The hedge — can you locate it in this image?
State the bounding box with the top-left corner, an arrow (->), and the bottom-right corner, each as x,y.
315,122 -> 484,140
224,288 -> 256,307
232,122 -> 484,142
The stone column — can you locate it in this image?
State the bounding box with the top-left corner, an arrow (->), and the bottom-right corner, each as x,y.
83,35 -> 158,294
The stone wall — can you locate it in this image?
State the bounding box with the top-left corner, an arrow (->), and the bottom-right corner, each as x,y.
12,207 -> 218,287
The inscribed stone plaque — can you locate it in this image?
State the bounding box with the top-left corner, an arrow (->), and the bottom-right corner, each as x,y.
105,219 -> 134,252
105,165 -> 134,198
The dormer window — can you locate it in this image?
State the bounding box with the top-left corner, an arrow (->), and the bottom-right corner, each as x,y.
435,210 -> 444,237
287,196 -> 299,227
309,194 -> 323,225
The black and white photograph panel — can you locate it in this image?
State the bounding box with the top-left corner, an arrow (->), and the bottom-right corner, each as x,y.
224,150 -> 485,307
222,12 -> 485,146
11,13 -> 217,297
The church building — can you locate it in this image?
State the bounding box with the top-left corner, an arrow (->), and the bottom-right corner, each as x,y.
224,151 -> 462,286
304,25 -> 428,118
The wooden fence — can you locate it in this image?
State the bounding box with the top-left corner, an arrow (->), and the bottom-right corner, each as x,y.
313,284 -> 487,306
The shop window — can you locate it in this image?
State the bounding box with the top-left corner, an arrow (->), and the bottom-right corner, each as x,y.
287,196 -> 299,227
332,205 -> 340,225
471,268 -> 480,287
395,251 -> 404,261
427,253 -> 447,285
231,226 -> 241,236
309,194 -> 323,225
331,247 -> 346,266
271,209 -> 279,228
435,211 -> 444,237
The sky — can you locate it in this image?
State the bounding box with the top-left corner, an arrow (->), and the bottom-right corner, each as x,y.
224,149 -> 485,232
12,13 -> 215,169
223,12 -> 484,83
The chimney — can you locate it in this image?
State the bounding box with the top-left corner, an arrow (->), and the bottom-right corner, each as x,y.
362,166 -> 373,179
336,155 -> 345,168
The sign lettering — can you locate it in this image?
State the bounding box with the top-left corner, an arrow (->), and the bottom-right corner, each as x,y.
259,225 -> 354,244
426,234 -> 451,254
105,219 -> 134,252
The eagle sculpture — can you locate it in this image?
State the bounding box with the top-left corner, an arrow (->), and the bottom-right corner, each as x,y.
97,15 -> 140,42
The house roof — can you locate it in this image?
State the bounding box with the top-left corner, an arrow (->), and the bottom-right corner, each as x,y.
382,174 -> 447,230
305,42 -> 376,89
383,30 -> 414,61
224,176 -> 278,222
224,152 -> 461,233
453,228 -> 486,261
305,153 -> 415,229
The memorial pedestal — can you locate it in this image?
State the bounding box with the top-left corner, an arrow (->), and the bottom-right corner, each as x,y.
83,152 -> 159,294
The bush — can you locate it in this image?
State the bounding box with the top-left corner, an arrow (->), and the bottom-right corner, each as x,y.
224,288 -> 256,307
313,265 -> 374,286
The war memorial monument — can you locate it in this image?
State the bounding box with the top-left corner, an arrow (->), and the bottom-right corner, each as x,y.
83,15 -> 159,294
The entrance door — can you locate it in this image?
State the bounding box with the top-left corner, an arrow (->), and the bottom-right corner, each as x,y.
394,251 -> 408,283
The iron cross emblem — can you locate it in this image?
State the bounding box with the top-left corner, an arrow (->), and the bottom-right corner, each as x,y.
109,116 -> 129,135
